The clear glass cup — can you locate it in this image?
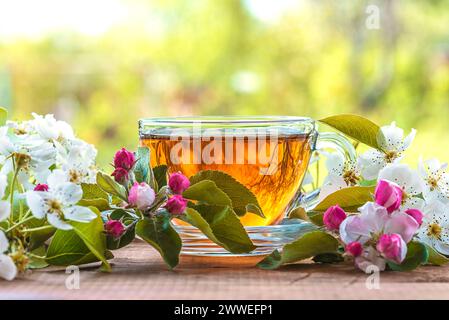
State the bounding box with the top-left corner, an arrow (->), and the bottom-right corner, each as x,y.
139,116 -> 355,256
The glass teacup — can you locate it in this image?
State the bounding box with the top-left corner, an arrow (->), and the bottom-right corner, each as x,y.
139,116 -> 355,256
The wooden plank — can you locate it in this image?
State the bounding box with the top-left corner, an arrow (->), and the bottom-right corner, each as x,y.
1,240 -> 449,300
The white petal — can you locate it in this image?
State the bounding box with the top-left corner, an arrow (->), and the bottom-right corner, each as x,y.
63,206 -> 97,223
378,163 -> 424,196
0,254 -> 17,281
401,128 -> 416,151
26,191 -> 48,219
380,122 -> 404,151
325,152 -> 345,176
358,149 -> 386,180
47,169 -> 68,190
0,175 -> 7,198
0,231 -> 8,253
54,183 -> 83,205
0,201 -> 11,222
47,213 -> 73,230
317,176 -> 347,203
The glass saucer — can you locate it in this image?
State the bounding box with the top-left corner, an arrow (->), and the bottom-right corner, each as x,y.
175,220 -> 316,257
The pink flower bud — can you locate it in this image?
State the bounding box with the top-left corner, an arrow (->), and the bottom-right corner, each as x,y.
105,220 -> 125,238
374,179 -> 403,213
346,242 -> 363,257
168,172 -> 190,194
34,184 -> 49,192
405,208 -> 423,226
128,182 -> 156,210
376,233 -> 407,264
114,148 -> 136,171
112,167 -> 129,184
165,195 -> 188,215
323,205 -> 347,231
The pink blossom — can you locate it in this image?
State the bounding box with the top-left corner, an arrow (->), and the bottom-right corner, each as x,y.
112,167 -> 129,184
114,148 -> 136,171
105,220 -> 125,238
168,172 -> 190,194
323,205 -> 347,231
34,184 -> 49,192
339,202 -> 419,245
405,208 -> 424,226
165,195 -> 188,215
346,242 -> 363,257
374,179 -> 403,213
376,233 -> 407,264
128,182 -> 156,210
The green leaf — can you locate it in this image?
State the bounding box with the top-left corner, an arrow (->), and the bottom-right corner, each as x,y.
26,218 -> 56,251
136,216 -> 182,269
313,253 -> 344,264
46,208 -> 112,271
183,180 -> 232,206
314,186 -> 375,212
288,207 -> 309,221
189,170 -> 264,217
81,183 -> 109,200
423,244 -> 449,266
134,147 -> 157,190
182,205 -> 256,254
258,231 -> 339,270
0,107 -> 7,126
79,184 -> 110,211
28,246 -> 49,269
319,114 -> 384,150
388,241 -> 429,271
153,165 -> 168,189
96,172 -> 127,201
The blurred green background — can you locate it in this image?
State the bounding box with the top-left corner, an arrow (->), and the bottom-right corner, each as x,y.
0,0 -> 448,168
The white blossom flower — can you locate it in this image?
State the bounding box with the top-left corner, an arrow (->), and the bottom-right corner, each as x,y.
359,122 -> 416,180
378,163 -> 425,210
318,152 -> 361,202
418,158 -> 449,204
57,139 -> 98,184
26,170 -> 97,230
30,113 -> 75,142
416,200 -> 449,255
0,175 -> 11,222
0,231 -> 17,281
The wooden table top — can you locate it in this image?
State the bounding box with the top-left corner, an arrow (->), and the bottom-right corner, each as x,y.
1,239 -> 448,300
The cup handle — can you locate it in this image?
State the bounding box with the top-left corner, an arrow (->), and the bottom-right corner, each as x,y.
299,131 -> 357,210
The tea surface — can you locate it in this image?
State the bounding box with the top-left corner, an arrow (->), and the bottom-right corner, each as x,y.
141,133 -> 312,226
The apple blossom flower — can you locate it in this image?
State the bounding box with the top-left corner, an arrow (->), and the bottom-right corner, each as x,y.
418,158 -> 449,204
376,233 -> 407,264
128,182 -> 156,211
358,122 -> 416,180
378,164 -> 425,210
26,170 -> 97,230
57,139 -> 98,184
114,148 -> 135,171
105,220 -> 126,238
346,242 -> 363,257
340,202 -> 419,245
168,172 -> 190,194
0,175 -> 11,222
374,179 -> 403,213
34,184 -> 49,192
165,195 -> 188,215
317,152 -> 361,202
112,167 -> 130,184
30,113 -> 75,143
405,208 -> 424,226
416,200 -> 449,255
323,205 -> 347,231
0,231 -> 17,281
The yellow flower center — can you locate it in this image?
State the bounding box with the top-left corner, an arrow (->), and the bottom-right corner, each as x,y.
14,153 -> 31,169
427,223 -> 442,240
343,170 -> 359,186
69,169 -> 81,183
427,177 -> 439,191
47,199 -> 63,216
384,150 -> 398,163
